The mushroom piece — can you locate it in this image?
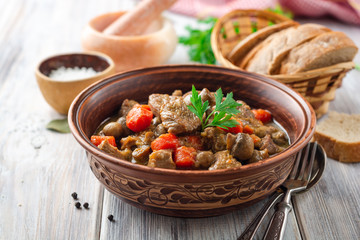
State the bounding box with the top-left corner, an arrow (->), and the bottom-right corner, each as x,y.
102,122 -> 123,138
195,151 -> 215,169
227,133 -> 254,161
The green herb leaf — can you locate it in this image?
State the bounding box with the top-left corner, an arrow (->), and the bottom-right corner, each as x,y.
187,85 -> 210,130
355,63 -> 360,71
179,17 -> 217,64
214,89 -> 241,115
188,86 -> 242,131
46,118 -> 70,133
267,4 -> 294,19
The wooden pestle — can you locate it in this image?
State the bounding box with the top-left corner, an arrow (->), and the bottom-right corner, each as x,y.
103,0 -> 178,36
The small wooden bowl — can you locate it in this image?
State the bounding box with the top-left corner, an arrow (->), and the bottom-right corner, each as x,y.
68,65 -> 316,217
35,51 -> 115,115
81,11 -> 178,73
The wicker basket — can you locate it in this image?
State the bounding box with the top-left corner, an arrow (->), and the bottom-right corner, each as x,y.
211,9 -> 355,118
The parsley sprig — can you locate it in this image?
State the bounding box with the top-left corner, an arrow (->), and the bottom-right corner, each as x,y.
179,17 -> 217,64
187,86 -> 242,131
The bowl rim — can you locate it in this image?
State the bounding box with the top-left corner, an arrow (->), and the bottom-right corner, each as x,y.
68,64 -> 316,176
86,11 -> 174,40
35,51 -> 115,83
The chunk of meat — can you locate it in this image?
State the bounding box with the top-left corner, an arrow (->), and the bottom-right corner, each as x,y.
151,117 -> 161,126
201,127 -> 227,152
195,151 -> 215,169
249,149 -> 269,163
160,98 -> 201,134
199,88 -> 216,107
235,100 -> 257,120
271,131 -> 289,147
154,123 -> 167,137
132,145 -> 151,163
254,125 -> 278,138
227,133 -> 254,160
147,150 -> 176,169
183,92 -> 192,106
118,99 -> 139,117
148,94 -> 179,118
183,88 -> 216,108
260,134 -> 279,155
98,139 -> 132,161
209,150 -> 242,170
135,131 -> 155,146
120,135 -> 138,150
172,89 -> 183,96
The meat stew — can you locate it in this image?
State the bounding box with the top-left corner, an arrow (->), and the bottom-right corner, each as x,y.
91,88 -> 290,170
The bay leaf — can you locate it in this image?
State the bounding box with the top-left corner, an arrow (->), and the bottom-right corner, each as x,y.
46,118 -> 70,133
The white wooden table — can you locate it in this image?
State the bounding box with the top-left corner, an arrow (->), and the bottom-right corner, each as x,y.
0,0 -> 359,239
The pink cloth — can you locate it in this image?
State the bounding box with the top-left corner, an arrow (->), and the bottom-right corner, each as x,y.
170,0 -> 360,25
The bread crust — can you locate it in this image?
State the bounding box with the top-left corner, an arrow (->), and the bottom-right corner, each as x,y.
228,21 -> 298,68
314,132 -> 360,163
314,111 -> 360,163
279,31 -> 358,74
246,24 -> 330,75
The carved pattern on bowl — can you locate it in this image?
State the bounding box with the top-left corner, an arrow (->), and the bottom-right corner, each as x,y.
88,154 -> 294,209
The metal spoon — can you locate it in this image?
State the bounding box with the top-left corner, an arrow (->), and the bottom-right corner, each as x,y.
238,142 -> 326,240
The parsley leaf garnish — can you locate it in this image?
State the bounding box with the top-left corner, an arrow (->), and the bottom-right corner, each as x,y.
187,86 -> 242,131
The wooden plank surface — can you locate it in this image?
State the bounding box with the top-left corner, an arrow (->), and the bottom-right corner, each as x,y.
99,190 -> 301,240
293,18 -> 360,240
0,0 -> 359,239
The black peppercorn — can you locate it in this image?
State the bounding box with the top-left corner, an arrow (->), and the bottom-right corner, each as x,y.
83,202 -> 89,209
71,192 -> 78,200
107,214 -> 114,222
75,202 -> 81,209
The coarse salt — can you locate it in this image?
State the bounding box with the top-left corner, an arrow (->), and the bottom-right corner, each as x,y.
49,66 -> 98,81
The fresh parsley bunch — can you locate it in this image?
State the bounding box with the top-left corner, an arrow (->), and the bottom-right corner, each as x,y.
179,17 -> 217,64
187,86 -> 241,131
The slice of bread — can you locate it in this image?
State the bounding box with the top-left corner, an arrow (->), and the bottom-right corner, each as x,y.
240,27 -> 282,71
279,31 -> 358,74
228,21 -> 299,68
314,111 -> 360,163
245,24 -> 330,74
267,24 -> 331,74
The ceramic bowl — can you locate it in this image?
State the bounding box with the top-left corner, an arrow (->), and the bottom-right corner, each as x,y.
35,51 -> 115,114
81,11 -> 177,73
68,65 -> 316,217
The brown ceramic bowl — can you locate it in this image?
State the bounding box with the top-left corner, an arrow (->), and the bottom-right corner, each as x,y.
68,65 -> 316,217
35,51 -> 115,114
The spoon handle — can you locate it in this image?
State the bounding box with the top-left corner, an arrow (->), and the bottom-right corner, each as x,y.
238,191 -> 284,240
263,193 -> 292,240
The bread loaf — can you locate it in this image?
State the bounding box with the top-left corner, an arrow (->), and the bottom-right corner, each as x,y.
228,21 -> 298,67
314,111 -> 360,163
279,31 -> 358,74
245,24 -> 331,74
